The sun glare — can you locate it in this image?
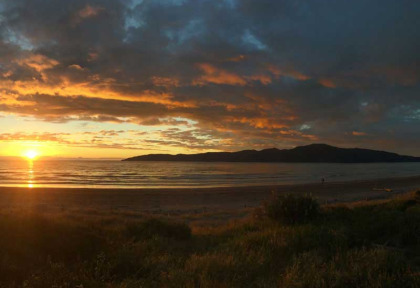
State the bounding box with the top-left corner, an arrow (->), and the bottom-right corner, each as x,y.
24,150 -> 39,160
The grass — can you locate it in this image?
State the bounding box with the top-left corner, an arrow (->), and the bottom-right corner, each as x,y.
0,191 -> 419,287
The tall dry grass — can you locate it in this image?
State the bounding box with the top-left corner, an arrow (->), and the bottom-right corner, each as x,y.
0,191 -> 418,287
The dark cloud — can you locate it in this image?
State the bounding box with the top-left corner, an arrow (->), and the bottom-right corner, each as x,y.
0,0 -> 419,155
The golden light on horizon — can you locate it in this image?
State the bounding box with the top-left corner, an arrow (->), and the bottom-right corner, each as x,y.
23,150 -> 39,160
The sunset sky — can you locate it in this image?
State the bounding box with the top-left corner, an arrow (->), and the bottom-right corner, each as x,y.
0,0 -> 419,158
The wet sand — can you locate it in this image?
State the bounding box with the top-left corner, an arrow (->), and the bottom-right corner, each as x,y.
0,176 -> 419,216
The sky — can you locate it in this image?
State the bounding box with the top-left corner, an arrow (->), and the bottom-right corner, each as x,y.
0,0 -> 419,158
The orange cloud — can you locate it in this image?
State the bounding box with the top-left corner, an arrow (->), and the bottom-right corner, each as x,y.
352,131 -> 367,136
2,70 -> 13,78
234,117 -> 289,129
267,65 -> 310,81
72,5 -> 104,26
0,132 -> 71,148
318,78 -> 336,88
88,52 -> 99,62
194,63 -> 280,86
193,63 -> 247,86
247,74 -> 272,85
16,54 -> 59,72
151,76 -> 180,87
68,64 -> 84,70
0,75 -> 196,109
79,5 -> 102,18
226,55 -> 246,62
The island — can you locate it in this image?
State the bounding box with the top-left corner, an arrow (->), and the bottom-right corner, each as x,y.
123,143 -> 420,163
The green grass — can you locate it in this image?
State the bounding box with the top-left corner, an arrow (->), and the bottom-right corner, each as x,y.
0,191 -> 419,287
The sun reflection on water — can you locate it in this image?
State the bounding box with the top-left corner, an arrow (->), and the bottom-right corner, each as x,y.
27,160 -> 34,188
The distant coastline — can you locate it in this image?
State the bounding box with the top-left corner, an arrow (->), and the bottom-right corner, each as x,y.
123,143 -> 420,163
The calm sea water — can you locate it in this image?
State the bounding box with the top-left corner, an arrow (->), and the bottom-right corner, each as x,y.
0,158 -> 419,188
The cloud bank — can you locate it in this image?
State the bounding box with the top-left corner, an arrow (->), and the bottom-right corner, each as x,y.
0,0 -> 419,155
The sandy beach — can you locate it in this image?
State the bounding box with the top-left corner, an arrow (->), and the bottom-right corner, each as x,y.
1,176 -> 419,220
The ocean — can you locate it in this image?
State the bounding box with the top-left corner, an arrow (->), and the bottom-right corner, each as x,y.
0,158 -> 419,188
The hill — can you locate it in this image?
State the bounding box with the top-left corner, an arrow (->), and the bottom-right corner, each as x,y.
123,143 -> 420,163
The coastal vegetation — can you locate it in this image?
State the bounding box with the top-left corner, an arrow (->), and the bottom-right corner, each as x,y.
0,191 -> 419,287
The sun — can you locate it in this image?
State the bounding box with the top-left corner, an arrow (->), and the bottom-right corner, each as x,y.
23,150 -> 39,160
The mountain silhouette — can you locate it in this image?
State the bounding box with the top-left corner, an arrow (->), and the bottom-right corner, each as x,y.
123,144 -> 420,163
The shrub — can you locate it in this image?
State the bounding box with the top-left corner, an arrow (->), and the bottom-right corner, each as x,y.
280,248 -> 418,288
265,194 -> 320,224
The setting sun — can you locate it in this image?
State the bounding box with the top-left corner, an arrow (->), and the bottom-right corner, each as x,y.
23,150 -> 39,160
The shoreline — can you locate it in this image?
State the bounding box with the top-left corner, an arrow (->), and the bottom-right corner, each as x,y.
1,174 -> 419,191
0,175 -> 419,215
